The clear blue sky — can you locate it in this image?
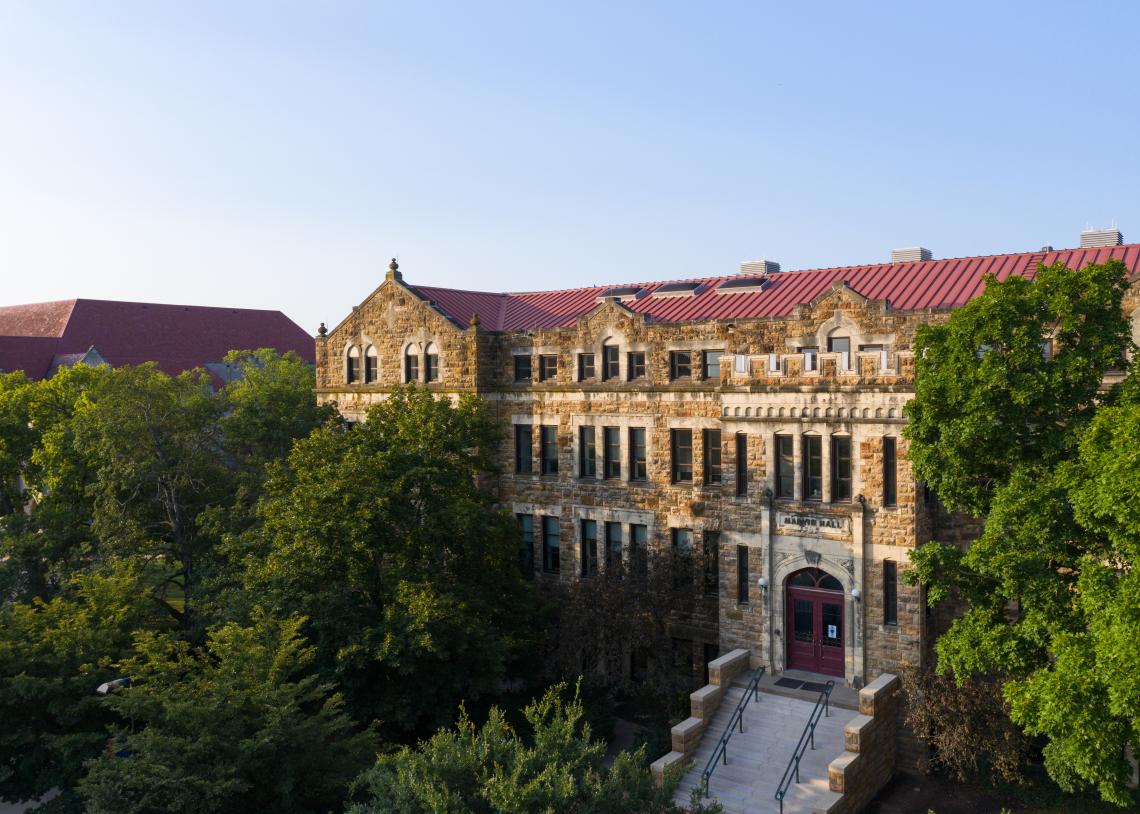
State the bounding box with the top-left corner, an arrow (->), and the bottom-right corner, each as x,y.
1,1 -> 1136,334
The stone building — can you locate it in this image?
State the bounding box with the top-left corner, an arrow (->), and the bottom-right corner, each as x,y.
315,234 -> 1140,690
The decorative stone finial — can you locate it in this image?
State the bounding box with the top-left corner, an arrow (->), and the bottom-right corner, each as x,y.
317,322 -> 328,337
469,312 -> 480,329
389,258 -> 399,272
386,257 -> 403,282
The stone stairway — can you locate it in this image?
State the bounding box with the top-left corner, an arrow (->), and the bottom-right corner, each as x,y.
673,685 -> 850,814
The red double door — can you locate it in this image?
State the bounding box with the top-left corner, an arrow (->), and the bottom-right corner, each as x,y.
786,585 -> 845,677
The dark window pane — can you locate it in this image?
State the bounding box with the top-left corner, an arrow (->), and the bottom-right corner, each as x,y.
542,516 -> 560,573
831,435 -> 852,501
776,435 -> 794,499
630,524 -> 648,581
703,531 -> 719,595
602,344 -> 620,380
541,426 -> 559,475
578,353 -> 595,380
365,352 -> 378,383
629,428 -> 647,481
603,427 -> 621,479
735,433 -> 748,496
539,354 -> 558,381
671,429 -> 693,483
737,545 -> 749,604
405,352 -> 419,383
579,427 -> 596,477
884,560 -> 898,625
347,353 -> 359,384
793,599 -> 814,643
672,528 -> 693,588
517,514 -> 534,578
703,429 -> 722,484
670,351 -> 692,380
605,522 -> 622,572
627,351 -> 646,380
424,354 -> 439,382
514,355 -> 532,382
821,602 -> 842,646
514,425 -> 532,474
883,437 -> 897,507
818,573 -> 843,591
581,520 -> 597,577
803,435 -> 822,500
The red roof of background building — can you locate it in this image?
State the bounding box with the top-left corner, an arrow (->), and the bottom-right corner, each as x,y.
412,244 -> 1140,331
0,298 -> 315,379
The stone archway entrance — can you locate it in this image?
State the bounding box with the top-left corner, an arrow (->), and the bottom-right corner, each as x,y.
785,567 -> 845,677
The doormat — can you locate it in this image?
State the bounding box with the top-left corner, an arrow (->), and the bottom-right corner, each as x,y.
802,681 -> 831,694
775,678 -> 804,690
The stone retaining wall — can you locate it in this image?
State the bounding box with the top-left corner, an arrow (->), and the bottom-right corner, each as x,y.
812,672 -> 900,814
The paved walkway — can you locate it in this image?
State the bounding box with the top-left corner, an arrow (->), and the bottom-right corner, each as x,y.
674,685 -> 852,814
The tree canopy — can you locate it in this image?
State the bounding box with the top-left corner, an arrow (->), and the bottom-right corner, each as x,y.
904,259 -> 1139,806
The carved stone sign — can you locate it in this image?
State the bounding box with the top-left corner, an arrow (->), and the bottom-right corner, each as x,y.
776,511 -> 849,535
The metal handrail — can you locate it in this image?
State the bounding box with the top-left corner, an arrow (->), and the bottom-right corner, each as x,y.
700,663 -> 766,797
774,679 -> 834,814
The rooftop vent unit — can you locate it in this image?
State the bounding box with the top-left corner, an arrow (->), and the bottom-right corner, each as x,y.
1040,245 -> 1054,252
739,259 -> 781,275
716,276 -> 771,294
595,285 -> 643,303
1080,228 -> 1123,248
891,247 -> 933,263
650,281 -> 704,298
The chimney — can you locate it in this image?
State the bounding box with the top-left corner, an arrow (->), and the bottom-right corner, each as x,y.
891,247 -> 933,263
1079,228 -> 1123,248
739,259 -> 781,275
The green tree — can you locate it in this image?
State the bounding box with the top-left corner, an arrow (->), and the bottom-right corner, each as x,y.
79,610 -> 375,814
346,684 -> 719,814
0,565 -> 163,809
903,259 -> 1139,806
238,387 -> 535,735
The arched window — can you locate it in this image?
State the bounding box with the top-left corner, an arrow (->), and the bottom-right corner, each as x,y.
364,346 -> 378,383
404,346 -> 420,383
346,346 -> 360,384
788,567 -> 843,591
424,342 -> 439,383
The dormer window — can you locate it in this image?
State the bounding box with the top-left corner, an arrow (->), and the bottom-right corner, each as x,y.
405,347 -> 420,383
346,346 -> 361,384
364,346 -> 378,383
425,342 -> 439,382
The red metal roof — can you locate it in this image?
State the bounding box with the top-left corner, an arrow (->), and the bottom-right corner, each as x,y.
0,298 -> 315,379
413,244 -> 1140,331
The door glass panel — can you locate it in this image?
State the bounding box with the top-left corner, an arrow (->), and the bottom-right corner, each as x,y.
821,602 -> 842,647
794,599 -> 814,643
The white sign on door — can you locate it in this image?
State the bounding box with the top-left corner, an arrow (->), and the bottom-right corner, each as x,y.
827,624 -> 837,639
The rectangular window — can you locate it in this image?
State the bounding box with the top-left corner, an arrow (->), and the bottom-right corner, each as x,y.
672,638 -> 693,674
703,429 -> 722,484
736,545 -> 749,604
883,437 -> 897,507
578,353 -> 595,381
404,354 -> 418,383
365,353 -> 378,383
603,426 -> 621,479
775,435 -> 794,499
514,424 -> 532,474
799,346 -> 819,372
884,559 -> 898,625
735,433 -> 748,496
579,426 -> 596,478
629,428 -> 647,481
424,353 -> 439,382
827,336 -> 850,354
672,528 -> 693,589
581,520 -> 598,578
540,426 -> 559,475
347,354 -> 359,384
803,435 -> 823,501
702,531 -> 719,595
703,350 -> 723,380
602,344 -> 620,380
542,516 -> 560,574
513,355 -> 532,382
859,343 -> 883,353
517,514 -> 534,578
671,429 -> 693,483
605,521 -> 623,572
831,435 -> 852,501
669,351 -> 692,380
538,354 -> 558,381
627,351 -> 646,380
631,523 -> 648,581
